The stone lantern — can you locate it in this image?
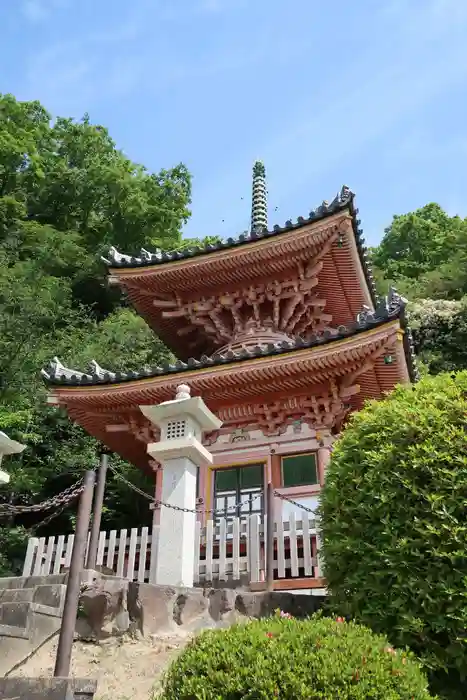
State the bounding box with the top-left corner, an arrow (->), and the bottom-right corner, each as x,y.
140,384 -> 222,587
0,431 -> 26,485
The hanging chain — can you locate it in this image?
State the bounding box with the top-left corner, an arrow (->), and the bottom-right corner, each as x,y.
107,464 -> 156,502
154,491 -> 263,515
273,490 -> 317,514
0,479 -> 84,515
108,463 -> 262,515
26,500 -> 71,534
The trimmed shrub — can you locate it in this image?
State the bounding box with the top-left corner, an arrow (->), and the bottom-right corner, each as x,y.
319,372 -> 467,699
157,613 -> 433,699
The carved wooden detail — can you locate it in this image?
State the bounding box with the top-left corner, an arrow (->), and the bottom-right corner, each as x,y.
152,254 -> 334,351
104,412 -> 161,445
127,414 -> 160,445
204,380 -> 356,440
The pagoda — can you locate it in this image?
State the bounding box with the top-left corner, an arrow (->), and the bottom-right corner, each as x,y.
42,162 -> 417,524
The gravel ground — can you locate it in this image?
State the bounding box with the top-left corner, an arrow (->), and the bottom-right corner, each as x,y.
9,632 -> 190,700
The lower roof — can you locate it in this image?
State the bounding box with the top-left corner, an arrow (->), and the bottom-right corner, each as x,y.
43,308 -> 415,473
42,290 -> 418,390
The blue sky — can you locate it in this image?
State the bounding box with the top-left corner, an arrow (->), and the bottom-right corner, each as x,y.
1,0 -> 467,247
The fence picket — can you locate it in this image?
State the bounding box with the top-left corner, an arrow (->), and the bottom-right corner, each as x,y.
106,530 -> 117,572
249,514 -> 261,583
302,511 -> 313,576
63,534 -> 74,569
194,520 -> 201,584
205,519 -> 214,582
315,520 -> 323,578
42,536 -> 55,575
96,531 -> 106,568
23,537 -> 39,577
232,517 -> 240,580
218,518 -> 227,581
289,512 -> 299,577
53,535 -> 65,574
116,529 -> 127,578
276,518 -> 285,578
138,527 -> 149,583
127,528 -> 138,580
32,537 -> 46,576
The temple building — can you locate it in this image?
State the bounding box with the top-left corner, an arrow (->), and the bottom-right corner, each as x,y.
42,162 -> 417,525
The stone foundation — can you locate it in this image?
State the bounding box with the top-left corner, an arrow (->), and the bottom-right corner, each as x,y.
78,577 -> 327,640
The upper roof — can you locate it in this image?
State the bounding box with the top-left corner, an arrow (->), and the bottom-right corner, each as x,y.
102,186 -> 380,361
103,186 -> 376,299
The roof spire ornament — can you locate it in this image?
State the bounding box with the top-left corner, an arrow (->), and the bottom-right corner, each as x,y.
251,160 -> 268,233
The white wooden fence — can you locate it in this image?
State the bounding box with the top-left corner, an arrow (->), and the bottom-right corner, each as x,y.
22,512 -> 322,586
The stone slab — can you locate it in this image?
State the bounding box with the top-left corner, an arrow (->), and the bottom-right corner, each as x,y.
0,677 -> 97,699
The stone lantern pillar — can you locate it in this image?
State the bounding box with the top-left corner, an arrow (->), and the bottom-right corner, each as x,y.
0,431 -> 25,485
140,385 -> 222,588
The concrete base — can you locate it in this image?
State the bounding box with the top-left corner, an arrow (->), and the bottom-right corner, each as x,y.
0,677 -> 97,699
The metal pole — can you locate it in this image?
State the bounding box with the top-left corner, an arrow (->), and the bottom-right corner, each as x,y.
266,482 -> 275,592
86,452 -> 109,570
54,469 -> 95,678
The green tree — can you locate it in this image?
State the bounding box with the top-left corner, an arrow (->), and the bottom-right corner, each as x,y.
0,94 -> 193,573
320,372 -> 467,699
408,299 -> 467,374
371,203 -> 467,300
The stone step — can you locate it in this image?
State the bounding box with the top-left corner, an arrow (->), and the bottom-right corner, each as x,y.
0,574 -> 67,590
0,677 -> 97,699
0,583 -> 66,609
0,587 -> 36,604
34,583 -> 66,610
0,577 -> 68,677
0,601 -> 30,629
0,607 -> 63,674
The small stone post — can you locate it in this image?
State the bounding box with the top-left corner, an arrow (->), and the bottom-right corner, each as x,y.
140,385 -> 222,588
0,431 -> 26,485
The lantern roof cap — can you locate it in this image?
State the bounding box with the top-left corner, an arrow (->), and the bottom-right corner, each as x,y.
139,385 -> 222,432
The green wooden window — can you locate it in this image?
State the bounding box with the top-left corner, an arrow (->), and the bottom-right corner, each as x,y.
281,453 -> 318,488
215,464 -> 263,492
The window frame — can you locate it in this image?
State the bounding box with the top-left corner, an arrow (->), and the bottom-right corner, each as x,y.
281,451 -> 319,488
213,463 -> 264,521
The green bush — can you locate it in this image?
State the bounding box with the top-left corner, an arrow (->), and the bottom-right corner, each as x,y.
319,371 -> 467,699
157,613 -> 433,699
0,525 -> 29,577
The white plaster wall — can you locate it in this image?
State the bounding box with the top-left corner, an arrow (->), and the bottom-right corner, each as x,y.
280,494 -> 320,520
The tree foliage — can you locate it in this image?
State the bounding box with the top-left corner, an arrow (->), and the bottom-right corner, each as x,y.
371,203 -> 467,300
408,299 -> 467,374
0,93 -> 196,573
159,614 -> 433,699
371,202 -> 467,375
320,372 -> 467,699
